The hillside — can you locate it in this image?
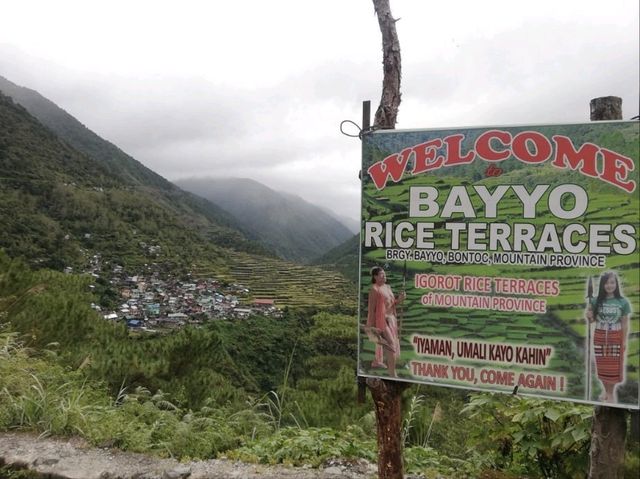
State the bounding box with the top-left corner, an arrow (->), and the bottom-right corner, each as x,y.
0,76 -> 271,258
0,251 -> 365,444
312,233 -> 360,284
0,89 -> 355,308
176,177 -> 353,263
0,74 -> 172,188
0,91 -> 268,272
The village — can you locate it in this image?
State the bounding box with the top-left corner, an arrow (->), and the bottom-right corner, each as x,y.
73,248 -> 282,333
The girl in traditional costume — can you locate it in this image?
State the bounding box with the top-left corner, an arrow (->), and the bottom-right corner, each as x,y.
366,267 -> 404,377
586,272 -> 631,403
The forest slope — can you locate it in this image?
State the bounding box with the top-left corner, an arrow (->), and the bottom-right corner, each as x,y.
0,91 -> 269,272
176,177 -> 353,263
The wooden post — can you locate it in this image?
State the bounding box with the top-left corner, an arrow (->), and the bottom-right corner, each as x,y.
357,102 -> 371,406
588,95 -> 628,479
367,378 -> 408,478
590,96 -> 622,122
367,2 -> 408,478
363,100 -> 371,132
589,406 -> 627,478
360,97 -> 408,478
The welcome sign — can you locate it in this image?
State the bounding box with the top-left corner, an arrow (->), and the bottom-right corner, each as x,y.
358,121 -> 640,409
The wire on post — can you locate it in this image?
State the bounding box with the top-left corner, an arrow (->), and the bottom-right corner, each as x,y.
339,120 -> 379,140
339,120 -> 362,138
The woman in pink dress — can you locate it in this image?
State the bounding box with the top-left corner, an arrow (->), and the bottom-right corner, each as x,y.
366,266 -> 405,377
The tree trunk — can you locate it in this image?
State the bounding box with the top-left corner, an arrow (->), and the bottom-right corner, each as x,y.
589,406 -> 627,478
369,2 -> 405,478
590,96 -> 622,121
367,378 -> 408,479
372,0 -> 402,129
588,95 -> 627,479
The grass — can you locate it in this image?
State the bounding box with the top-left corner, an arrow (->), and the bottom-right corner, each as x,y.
2,321 -> 639,478
0,326 -> 270,459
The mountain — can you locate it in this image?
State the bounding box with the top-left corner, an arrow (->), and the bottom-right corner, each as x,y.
175,177 -> 354,263
0,75 -> 271,256
0,75 -> 169,188
315,204 -> 359,235
0,90 -> 270,272
0,82 -> 354,309
312,233 -> 359,284
330,213 -> 359,235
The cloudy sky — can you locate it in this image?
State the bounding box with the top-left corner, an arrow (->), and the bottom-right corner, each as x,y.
1,0 -> 638,222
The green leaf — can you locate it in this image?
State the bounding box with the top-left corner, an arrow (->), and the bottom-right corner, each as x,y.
544,408 -> 561,421
571,428 -> 589,442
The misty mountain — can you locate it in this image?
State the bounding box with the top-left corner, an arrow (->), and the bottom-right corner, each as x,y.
0,87 -> 271,271
321,209 -> 359,235
0,75 -> 261,243
0,78 -> 354,309
175,177 -> 354,263
0,75 -> 169,188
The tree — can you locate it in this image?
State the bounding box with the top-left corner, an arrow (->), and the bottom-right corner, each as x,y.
372,0 -> 402,130
367,2 -> 408,479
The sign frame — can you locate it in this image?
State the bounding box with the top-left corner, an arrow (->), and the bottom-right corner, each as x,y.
357,120 -> 640,410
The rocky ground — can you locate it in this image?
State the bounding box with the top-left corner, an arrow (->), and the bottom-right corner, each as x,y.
0,433 -> 378,479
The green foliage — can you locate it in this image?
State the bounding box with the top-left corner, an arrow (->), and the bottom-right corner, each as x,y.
287,367 -> 369,430
462,393 -> 592,478
307,312 -> 357,359
3,253 -> 639,477
0,256 -> 366,436
0,252 -> 253,406
213,311 -> 369,431
85,391 -> 261,459
401,386 -> 470,458
0,327 -> 105,436
625,446 -> 640,479
0,90 -> 271,272
226,426 -> 376,467
0,328 -> 271,460
211,315 -> 310,392
404,446 -> 488,479
0,466 -> 43,478
273,312 -> 370,429
256,344 -> 304,430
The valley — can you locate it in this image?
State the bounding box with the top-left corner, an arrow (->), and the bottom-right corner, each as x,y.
1,74 -> 637,479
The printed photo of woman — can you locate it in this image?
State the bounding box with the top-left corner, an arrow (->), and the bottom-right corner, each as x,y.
586,271 -> 631,403
365,266 -> 405,378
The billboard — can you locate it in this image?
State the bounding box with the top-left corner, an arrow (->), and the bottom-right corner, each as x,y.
358,121 -> 640,409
